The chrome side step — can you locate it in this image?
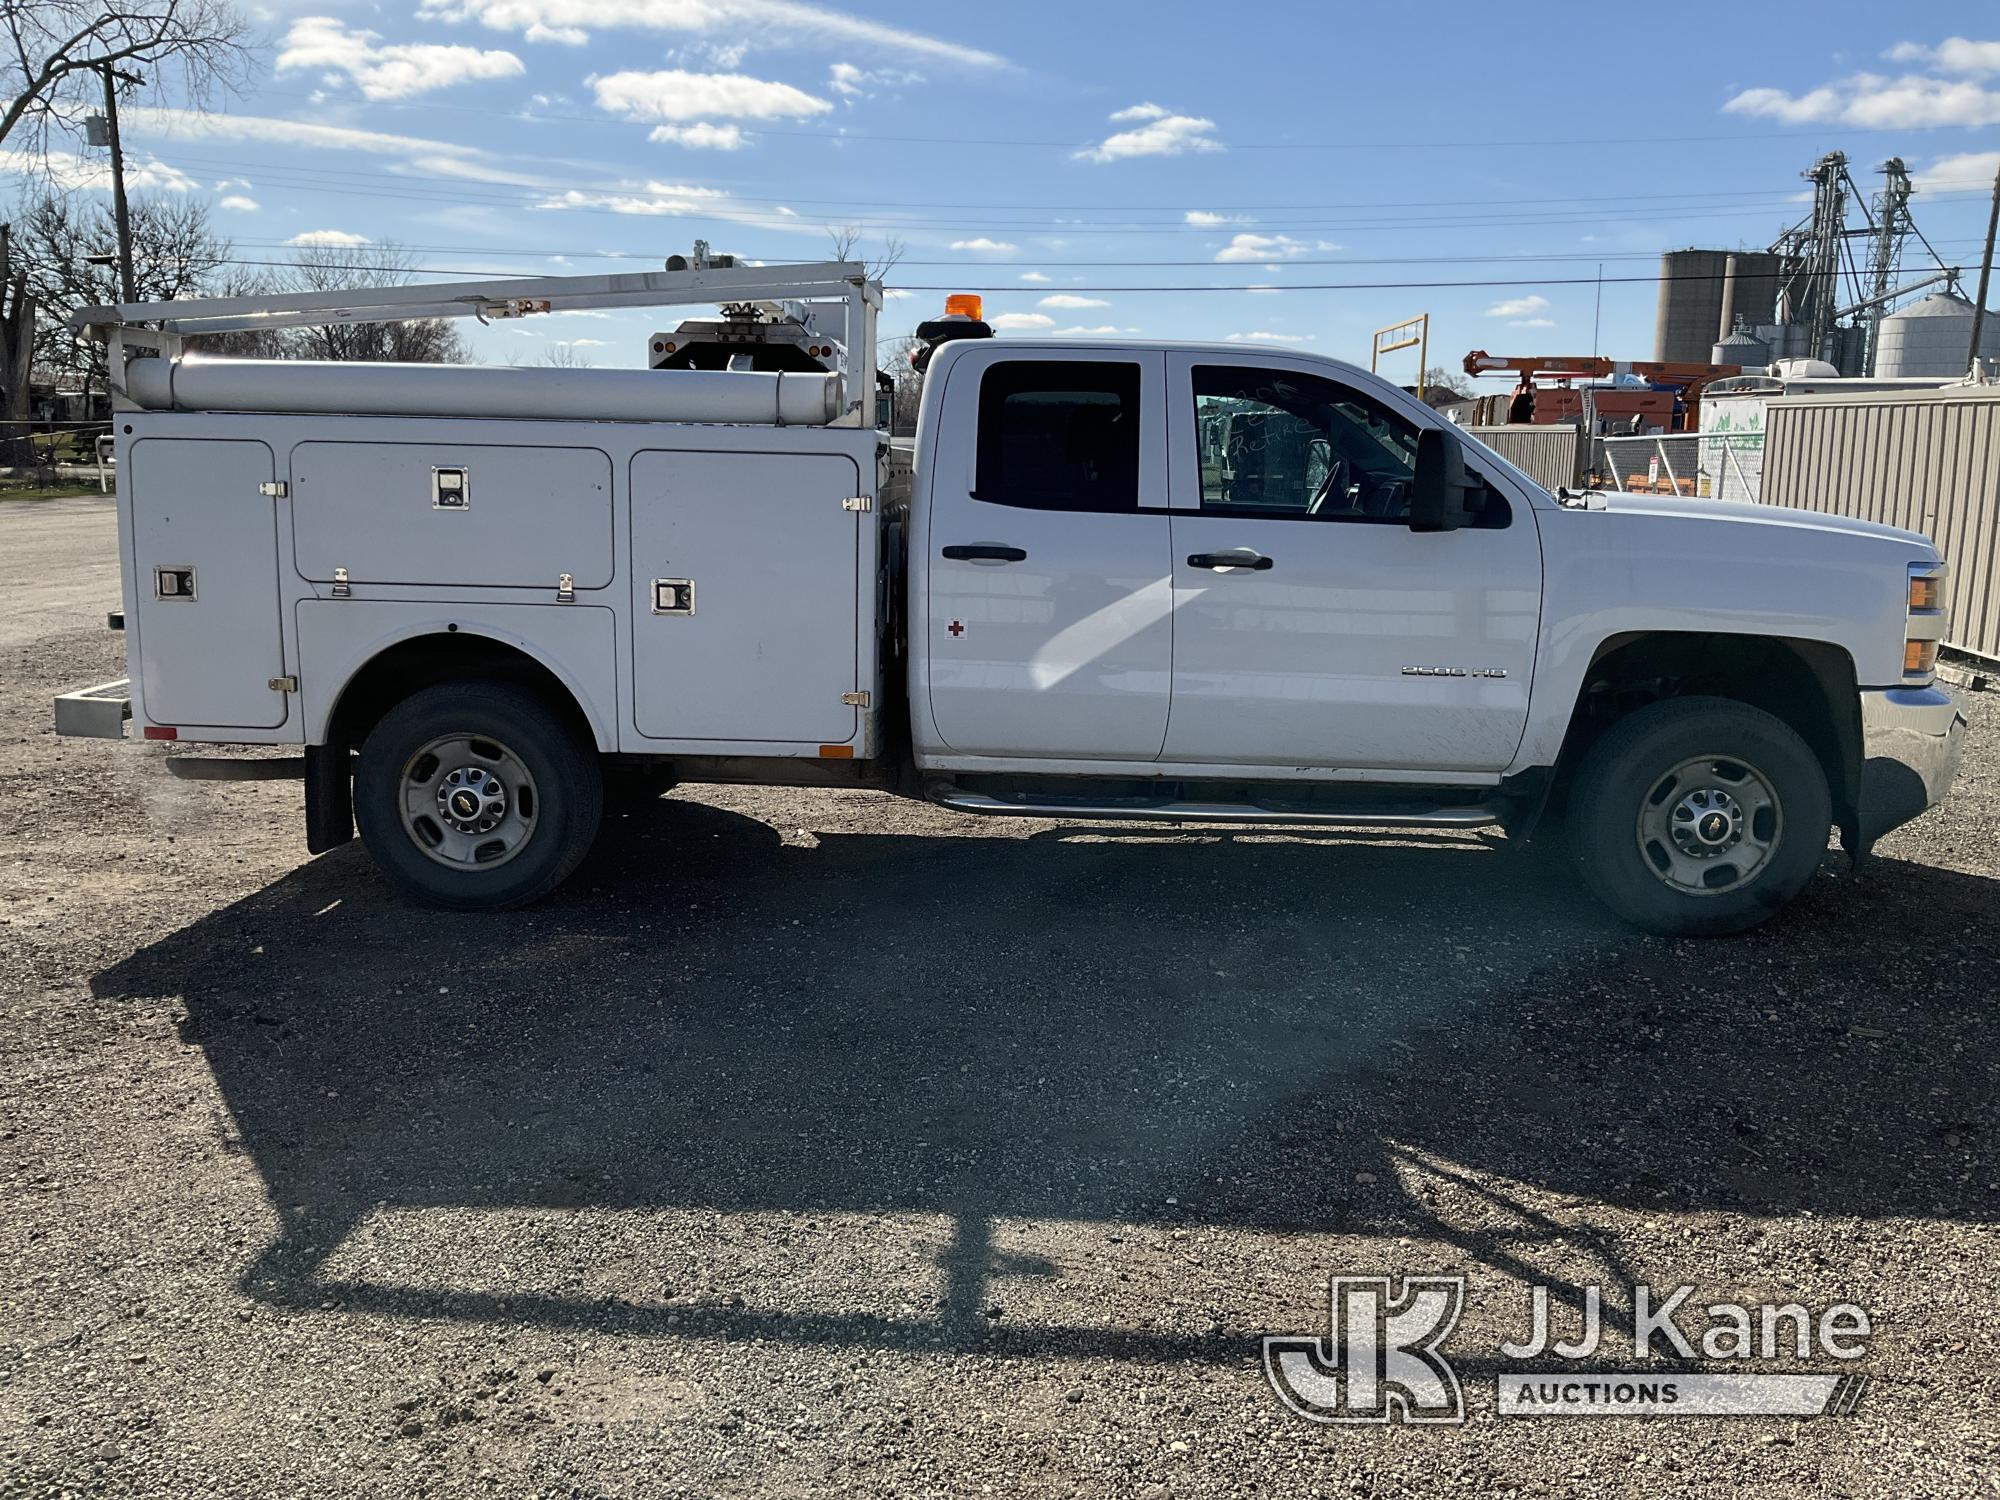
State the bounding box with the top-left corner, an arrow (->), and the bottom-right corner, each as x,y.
928,787 -> 1500,829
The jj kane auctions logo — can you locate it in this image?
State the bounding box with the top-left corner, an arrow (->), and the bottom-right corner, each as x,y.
1264,1275 -> 1873,1423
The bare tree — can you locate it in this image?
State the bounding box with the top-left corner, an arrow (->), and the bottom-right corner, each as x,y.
0,0 -> 255,156
883,332 -> 923,433
13,187 -> 228,395
538,341 -> 593,369
1420,366 -> 1475,409
278,244 -> 470,365
825,224 -> 906,281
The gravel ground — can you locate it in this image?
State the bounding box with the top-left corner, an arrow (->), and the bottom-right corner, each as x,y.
1,495 -> 1995,1499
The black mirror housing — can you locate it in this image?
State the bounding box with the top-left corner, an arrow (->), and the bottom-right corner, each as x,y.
1409,425 -> 1476,532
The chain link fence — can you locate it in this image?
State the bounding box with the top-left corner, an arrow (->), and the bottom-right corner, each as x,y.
1591,432 -> 1763,503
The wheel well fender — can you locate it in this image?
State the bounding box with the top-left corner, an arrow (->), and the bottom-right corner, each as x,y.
319,628 -> 608,755
1539,631 -> 1862,844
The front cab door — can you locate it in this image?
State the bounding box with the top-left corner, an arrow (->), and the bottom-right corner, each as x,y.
1162,354 -> 1543,774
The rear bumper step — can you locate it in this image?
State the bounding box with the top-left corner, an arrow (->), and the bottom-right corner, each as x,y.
928,787 -> 1500,828
53,678 -> 133,739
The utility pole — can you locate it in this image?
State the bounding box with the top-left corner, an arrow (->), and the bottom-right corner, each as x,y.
1970,163 -> 2000,378
99,65 -> 143,307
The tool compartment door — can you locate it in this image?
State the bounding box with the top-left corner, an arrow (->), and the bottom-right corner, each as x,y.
129,437 -> 289,729
629,450 -> 861,744
289,442 -> 613,589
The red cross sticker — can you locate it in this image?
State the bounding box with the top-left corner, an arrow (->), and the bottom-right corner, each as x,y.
947,620 -> 965,637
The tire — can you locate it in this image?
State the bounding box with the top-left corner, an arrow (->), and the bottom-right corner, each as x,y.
353,680 -> 602,909
1568,696 -> 1831,937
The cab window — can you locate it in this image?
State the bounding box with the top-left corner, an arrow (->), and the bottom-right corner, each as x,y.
975,360 -> 1141,512
1193,364 -> 1501,524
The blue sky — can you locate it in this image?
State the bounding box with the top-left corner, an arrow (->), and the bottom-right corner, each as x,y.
27,2 -> 2000,381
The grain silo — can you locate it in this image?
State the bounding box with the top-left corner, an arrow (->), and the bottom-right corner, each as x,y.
1655,250 -> 1783,364
1873,292 -> 1999,378
1713,326 -> 1771,371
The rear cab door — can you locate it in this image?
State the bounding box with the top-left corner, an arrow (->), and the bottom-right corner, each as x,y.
914,346 -> 1174,762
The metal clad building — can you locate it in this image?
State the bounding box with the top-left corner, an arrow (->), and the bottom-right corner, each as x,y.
1762,385 -> 2000,661
1465,424 -> 1588,492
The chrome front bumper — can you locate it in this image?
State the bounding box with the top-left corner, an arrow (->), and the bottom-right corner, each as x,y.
1858,683 -> 1968,845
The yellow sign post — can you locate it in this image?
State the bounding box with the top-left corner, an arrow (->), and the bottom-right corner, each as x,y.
1370,314 -> 1430,400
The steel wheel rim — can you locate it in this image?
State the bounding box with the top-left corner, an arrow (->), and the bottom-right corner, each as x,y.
398,733 -> 539,871
1634,753 -> 1782,897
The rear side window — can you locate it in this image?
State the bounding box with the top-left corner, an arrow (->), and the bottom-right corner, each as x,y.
974,360 -> 1141,512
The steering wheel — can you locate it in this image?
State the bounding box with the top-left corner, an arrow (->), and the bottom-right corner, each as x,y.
1306,454 -> 1351,515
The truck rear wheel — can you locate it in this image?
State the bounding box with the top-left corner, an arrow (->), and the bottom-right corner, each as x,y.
354,681 -> 602,909
1568,696 -> 1830,937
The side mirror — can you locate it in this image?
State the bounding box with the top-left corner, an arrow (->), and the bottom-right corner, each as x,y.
1409,425 -> 1475,532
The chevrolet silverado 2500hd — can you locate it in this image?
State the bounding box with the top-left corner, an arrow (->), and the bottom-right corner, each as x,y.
53,258 -> 1967,935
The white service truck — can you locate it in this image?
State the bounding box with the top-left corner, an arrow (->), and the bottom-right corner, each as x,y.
54,256 -> 1967,935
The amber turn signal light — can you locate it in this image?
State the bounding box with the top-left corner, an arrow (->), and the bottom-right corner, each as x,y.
1904,639 -> 1938,676
1909,575 -> 1940,612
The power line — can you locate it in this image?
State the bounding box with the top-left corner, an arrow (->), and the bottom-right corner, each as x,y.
145,144 -> 1940,216
358,96 -> 1988,154
199,259 -> 1936,297
218,235 -> 1993,272
127,145 -> 1995,229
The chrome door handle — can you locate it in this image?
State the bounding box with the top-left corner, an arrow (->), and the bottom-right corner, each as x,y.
1187,548 -> 1273,572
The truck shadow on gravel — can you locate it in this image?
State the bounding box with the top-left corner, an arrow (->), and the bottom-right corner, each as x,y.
91,797 -> 1997,1367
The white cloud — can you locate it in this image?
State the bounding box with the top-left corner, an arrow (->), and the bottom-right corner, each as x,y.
288,229 -> 373,247
950,237 -> 1018,252
569,337 -> 612,346
123,105 -> 564,189
592,69 -> 831,122
828,61 -> 920,98
417,0 -> 1006,67
1214,232 -> 1307,264
649,122 -> 747,148
1184,210 -> 1249,227
1226,331 -> 1311,344
1508,317 -> 1556,328
276,17 -> 523,101
1018,271 -> 1052,283
0,150 -> 195,192
533,180 -> 815,235
218,194 -> 260,212
1077,105 -> 1222,163
1486,294 -> 1551,319
883,288 -> 913,299
1050,325 -> 1138,336
1887,37 -> 2000,75
1920,149 -> 2000,189
988,312 -> 1055,331
1724,67 -> 2000,128
1039,293 -> 1108,309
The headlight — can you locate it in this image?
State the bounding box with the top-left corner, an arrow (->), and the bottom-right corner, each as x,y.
1904,561 -> 1946,681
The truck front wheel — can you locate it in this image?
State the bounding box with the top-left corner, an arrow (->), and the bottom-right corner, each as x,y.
354,681 -> 602,909
1568,696 -> 1831,937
